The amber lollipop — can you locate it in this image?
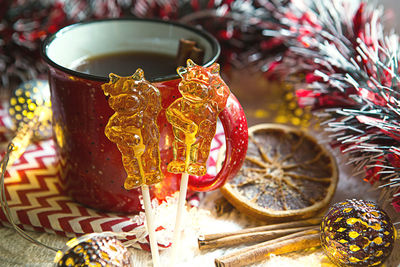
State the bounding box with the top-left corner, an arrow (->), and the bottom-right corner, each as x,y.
166,59 -> 231,265
102,69 -> 163,267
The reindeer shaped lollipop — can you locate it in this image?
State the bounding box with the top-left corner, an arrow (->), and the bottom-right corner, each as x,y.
102,69 -> 163,267
167,59 -> 230,176
167,59 -> 231,265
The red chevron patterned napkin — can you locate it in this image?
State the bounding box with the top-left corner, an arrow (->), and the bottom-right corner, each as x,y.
0,108 -> 225,250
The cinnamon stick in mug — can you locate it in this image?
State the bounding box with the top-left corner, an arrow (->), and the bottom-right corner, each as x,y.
176,39 -> 204,66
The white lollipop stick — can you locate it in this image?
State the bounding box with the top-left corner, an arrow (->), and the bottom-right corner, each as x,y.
142,184 -> 161,267
136,149 -> 160,267
170,136 -> 194,266
169,172 -> 189,266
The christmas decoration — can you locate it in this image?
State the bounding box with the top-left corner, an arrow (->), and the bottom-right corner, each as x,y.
54,234 -> 132,267
256,0 -> 400,211
8,79 -> 51,139
321,199 -> 396,267
0,1 -> 65,91
0,0 -> 127,93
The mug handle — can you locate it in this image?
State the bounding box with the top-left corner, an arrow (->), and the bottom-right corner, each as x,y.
187,93 -> 248,191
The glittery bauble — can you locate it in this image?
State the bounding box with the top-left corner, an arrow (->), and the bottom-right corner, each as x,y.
8,79 -> 52,139
320,199 -> 397,267
55,235 -> 131,267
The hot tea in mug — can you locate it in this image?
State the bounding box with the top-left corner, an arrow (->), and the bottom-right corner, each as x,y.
72,51 -> 178,80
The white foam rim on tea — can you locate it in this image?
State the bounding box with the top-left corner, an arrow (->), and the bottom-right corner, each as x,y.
46,20 -> 214,72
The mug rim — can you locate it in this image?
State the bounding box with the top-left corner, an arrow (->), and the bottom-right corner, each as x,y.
41,18 -> 221,83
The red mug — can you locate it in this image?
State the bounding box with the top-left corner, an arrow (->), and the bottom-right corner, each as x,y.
41,18 -> 248,213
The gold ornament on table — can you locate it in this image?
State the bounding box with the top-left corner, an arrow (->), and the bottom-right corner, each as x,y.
8,80 -> 52,138
7,80 -> 52,166
54,233 -> 132,267
321,199 -> 397,267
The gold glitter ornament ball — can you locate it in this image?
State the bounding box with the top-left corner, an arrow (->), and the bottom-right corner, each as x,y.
54,235 -> 131,267
8,79 -> 52,139
320,199 -> 397,267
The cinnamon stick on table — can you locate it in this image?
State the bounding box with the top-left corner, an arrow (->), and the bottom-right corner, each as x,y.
198,225 -> 316,250
214,228 -> 321,267
200,217 -> 321,242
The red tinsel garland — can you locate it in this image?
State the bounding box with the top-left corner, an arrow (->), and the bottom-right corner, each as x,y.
263,0 -> 400,211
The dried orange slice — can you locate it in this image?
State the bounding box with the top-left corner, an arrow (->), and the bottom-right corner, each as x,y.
220,123 -> 338,222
